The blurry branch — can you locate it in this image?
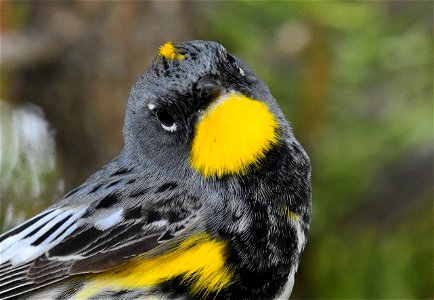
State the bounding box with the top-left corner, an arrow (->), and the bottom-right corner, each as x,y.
1,8 -> 85,70
345,143 -> 433,227
297,24 -> 330,148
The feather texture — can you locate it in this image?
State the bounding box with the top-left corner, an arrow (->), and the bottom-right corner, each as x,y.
0,40 -> 311,300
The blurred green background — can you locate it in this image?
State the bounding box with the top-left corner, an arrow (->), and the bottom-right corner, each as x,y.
1,1 -> 432,299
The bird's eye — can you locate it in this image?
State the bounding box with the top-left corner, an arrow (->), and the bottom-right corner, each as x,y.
227,54 -> 245,76
148,103 -> 177,132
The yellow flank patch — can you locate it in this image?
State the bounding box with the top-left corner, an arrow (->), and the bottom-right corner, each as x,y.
281,205 -> 300,222
76,234 -> 234,299
190,93 -> 279,177
159,41 -> 185,60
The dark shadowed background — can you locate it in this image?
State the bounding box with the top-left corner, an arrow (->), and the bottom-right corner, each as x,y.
1,1 -> 432,299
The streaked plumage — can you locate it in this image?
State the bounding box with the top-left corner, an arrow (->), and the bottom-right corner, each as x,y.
0,41 -> 311,299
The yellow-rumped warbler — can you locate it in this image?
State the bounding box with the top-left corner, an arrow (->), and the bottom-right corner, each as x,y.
0,41 -> 311,299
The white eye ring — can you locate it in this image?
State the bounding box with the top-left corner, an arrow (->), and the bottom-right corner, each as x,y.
148,103 -> 177,132
161,123 -> 177,132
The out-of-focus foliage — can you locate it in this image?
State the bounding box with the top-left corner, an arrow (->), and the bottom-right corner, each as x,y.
0,102 -> 61,229
1,1 -> 432,299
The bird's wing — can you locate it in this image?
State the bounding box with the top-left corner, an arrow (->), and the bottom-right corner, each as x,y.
0,181 -> 203,299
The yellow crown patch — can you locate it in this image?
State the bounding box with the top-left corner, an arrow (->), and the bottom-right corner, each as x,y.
159,42 -> 185,60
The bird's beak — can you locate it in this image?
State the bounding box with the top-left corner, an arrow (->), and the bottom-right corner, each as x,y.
194,77 -> 224,111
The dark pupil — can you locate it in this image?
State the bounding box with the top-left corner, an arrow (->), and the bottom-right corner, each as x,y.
156,109 -> 174,127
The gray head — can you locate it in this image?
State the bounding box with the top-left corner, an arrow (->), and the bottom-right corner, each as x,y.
122,40 -> 293,179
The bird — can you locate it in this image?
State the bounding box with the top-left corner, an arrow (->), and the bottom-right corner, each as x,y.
0,40 -> 311,300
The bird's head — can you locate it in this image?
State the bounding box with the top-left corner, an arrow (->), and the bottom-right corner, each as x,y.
124,40 -> 292,179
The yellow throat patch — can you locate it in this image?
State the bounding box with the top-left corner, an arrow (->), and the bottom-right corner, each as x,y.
191,93 -> 279,177
159,41 -> 185,60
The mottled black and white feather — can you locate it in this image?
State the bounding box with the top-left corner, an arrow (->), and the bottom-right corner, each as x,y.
0,163 -> 203,299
